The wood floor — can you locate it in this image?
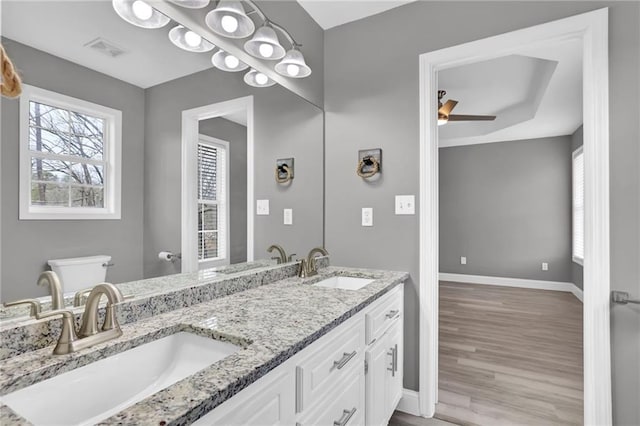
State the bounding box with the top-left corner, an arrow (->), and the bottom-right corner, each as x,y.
435,282 -> 583,426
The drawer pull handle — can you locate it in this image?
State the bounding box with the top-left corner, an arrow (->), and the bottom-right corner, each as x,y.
387,344 -> 398,376
386,309 -> 399,319
334,407 -> 357,426
331,351 -> 357,371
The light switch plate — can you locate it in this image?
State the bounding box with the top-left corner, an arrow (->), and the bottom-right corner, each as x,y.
283,208 -> 293,225
362,208 -> 373,227
395,195 -> 415,215
460,256 -> 467,265
542,262 -> 549,271
256,200 -> 269,215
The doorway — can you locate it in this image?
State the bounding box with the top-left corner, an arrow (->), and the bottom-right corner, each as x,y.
418,9 -> 611,425
181,96 -> 255,273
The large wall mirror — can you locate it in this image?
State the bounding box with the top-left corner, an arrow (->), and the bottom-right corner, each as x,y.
0,0 -> 324,323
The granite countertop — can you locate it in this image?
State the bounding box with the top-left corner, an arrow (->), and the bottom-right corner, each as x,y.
0,266 -> 408,426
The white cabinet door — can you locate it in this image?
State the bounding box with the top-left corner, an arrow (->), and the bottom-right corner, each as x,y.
365,333 -> 391,426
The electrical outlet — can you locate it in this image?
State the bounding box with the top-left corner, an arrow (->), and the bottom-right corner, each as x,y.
256,200 -> 269,215
362,208 -> 373,227
395,195 -> 415,215
283,209 -> 293,225
460,256 -> 467,265
542,262 -> 548,271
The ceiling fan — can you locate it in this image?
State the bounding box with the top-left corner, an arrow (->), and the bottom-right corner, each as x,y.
438,90 -> 496,126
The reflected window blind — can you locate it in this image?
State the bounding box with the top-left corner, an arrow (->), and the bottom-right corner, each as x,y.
572,147 -> 584,263
197,142 -> 227,261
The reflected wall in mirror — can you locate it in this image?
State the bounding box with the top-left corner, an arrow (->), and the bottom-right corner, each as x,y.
0,0 -> 324,322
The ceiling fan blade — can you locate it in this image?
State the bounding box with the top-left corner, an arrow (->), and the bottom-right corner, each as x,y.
439,100 -> 458,116
447,114 -> 496,121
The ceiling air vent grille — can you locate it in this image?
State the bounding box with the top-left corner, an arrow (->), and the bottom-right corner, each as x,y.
84,38 -> 128,58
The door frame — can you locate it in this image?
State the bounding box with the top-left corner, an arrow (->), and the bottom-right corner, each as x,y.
181,96 -> 254,272
418,9 -> 611,424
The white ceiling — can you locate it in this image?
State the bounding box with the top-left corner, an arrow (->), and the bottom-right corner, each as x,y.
296,0 -> 416,30
1,0 -> 213,89
438,38 -> 583,147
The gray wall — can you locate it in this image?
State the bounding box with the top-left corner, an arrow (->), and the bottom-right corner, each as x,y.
199,117 -> 248,264
323,2 -> 639,423
571,125 -> 584,290
143,69 -> 324,278
0,39 -> 145,302
439,137 -> 573,282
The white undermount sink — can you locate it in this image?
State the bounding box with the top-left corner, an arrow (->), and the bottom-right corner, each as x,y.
312,276 -> 375,290
1,332 -> 240,426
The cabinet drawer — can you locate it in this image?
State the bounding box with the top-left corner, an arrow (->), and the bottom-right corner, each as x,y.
365,286 -> 403,345
297,367 -> 365,426
193,369 -> 295,425
296,317 -> 364,413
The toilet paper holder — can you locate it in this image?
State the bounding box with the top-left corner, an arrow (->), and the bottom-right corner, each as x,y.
159,251 -> 182,262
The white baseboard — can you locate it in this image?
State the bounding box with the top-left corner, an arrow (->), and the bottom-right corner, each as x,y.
397,388 -> 421,416
439,273 -> 584,303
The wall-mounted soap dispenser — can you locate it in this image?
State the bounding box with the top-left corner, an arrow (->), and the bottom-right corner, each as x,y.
276,158 -> 294,184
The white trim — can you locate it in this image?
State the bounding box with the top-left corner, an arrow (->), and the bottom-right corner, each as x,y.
181,96 -> 254,273
572,146 -> 585,265
419,9 -> 611,424
197,134 -> 231,268
396,389 -> 420,417
19,84 -> 122,220
439,273 -> 584,302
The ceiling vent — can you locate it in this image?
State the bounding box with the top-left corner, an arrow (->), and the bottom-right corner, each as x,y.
84,38 -> 128,58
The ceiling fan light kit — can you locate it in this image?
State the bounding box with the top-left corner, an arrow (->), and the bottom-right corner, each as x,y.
437,89 -> 496,125
112,0 -> 312,89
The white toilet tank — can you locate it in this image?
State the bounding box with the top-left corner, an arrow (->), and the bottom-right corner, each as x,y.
47,255 -> 111,294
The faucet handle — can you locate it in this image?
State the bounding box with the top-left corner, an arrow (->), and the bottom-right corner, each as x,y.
298,259 -> 308,278
288,253 -> 297,262
4,299 -> 42,317
35,309 -> 78,355
73,288 -> 94,307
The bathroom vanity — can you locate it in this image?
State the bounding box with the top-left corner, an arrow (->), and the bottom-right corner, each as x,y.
0,263 -> 407,425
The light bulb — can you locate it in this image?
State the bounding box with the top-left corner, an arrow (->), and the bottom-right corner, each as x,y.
437,118 -> 447,126
255,72 -> 268,85
224,54 -> 240,69
131,0 -> 153,20
258,43 -> 274,58
286,64 -> 300,77
184,31 -> 202,47
221,15 -> 239,33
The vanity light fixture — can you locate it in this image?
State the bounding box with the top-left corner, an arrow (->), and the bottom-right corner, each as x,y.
244,23 -> 285,60
205,0 -> 255,39
112,0 -> 170,29
244,69 -> 275,87
275,46 -> 311,78
211,50 -> 249,72
168,0 -> 210,8
169,25 -> 215,52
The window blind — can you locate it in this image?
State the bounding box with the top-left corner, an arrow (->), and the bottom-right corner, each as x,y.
197,142 -> 227,262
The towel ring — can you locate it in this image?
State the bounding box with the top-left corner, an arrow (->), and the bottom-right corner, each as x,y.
276,164 -> 293,184
357,156 -> 380,178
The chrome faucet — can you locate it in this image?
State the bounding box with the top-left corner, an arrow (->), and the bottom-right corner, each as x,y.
36,283 -> 124,355
38,271 -> 64,310
267,244 -> 288,264
298,247 -> 329,278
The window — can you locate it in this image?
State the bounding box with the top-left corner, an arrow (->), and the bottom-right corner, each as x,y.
197,135 -> 229,265
572,147 -> 584,264
20,85 -> 121,219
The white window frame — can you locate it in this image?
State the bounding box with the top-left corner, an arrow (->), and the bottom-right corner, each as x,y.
572,146 -> 584,265
197,135 -> 230,268
19,84 -> 122,220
